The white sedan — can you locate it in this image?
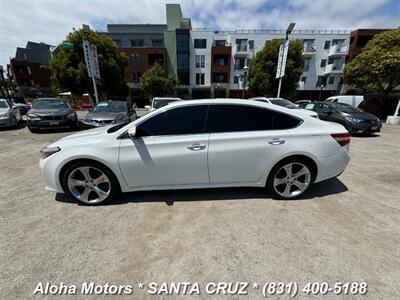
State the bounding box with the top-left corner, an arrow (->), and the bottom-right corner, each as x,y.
40,99 -> 350,205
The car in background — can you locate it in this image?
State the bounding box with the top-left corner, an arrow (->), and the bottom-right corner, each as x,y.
295,100 -> 312,108
81,101 -> 136,128
27,98 -> 78,133
40,99 -> 351,205
12,101 -> 30,115
325,95 -> 364,107
145,97 -> 181,112
0,99 -> 22,129
249,97 -> 319,118
303,101 -> 381,135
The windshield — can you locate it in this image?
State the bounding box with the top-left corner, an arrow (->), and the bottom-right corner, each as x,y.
153,99 -> 179,109
32,99 -> 70,109
333,102 -> 362,114
0,100 -> 10,109
270,99 -> 298,109
93,102 -> 127,113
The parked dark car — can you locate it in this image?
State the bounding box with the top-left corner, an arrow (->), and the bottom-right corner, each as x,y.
0,99 -> 22,129
81,100 -> 136,128
304,101 -> 382,134
27,98 -> 78,132
12,102 -> 30,115
358,93 -> 400,119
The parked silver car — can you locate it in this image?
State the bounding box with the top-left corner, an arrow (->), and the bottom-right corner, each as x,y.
81,100 -> 137,128
0,99 -> 22,129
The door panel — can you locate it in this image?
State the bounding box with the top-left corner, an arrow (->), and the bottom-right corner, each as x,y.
208,130 -> 290,183
119,134 -> 210,187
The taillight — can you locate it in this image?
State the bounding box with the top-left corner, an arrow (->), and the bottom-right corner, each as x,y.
331,133 -> 351,147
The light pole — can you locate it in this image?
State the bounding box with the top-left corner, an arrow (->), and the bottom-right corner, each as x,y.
277,22 -> 295,98
0,65 -> 12,105
318,84 -> 325,101
242,65 -> 248,99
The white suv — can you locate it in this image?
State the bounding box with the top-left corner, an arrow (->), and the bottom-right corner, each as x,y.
145,97 -> 181,112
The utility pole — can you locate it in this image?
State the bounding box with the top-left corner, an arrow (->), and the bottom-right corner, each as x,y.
0,65 -> 13,106
276,22 -> 295,98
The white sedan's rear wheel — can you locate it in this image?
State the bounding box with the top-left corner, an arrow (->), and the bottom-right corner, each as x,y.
268,160 -> 314,199
63,162 -> 119,205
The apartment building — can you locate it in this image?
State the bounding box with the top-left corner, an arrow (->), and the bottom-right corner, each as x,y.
7,42 -> 54,98
101,3 -> 351,100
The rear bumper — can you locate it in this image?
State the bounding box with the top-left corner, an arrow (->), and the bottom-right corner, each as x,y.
315,148 -> 350,183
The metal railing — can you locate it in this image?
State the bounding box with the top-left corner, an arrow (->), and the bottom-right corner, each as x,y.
192,29 -> 351,34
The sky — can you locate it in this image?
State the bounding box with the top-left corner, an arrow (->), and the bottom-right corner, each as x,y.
0,0 -> 399,67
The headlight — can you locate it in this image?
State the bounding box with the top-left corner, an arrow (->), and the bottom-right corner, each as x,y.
0,111 -> 12,118
346,116 -> 363,123
27,114 -> 41,120
40,146 -> 61,159
67,113 -> 76,119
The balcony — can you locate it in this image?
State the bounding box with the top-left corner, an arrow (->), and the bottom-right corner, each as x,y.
234,44 -> 249,57
324,63 -> 344,75
328,44 -> 348,57
302,46 -> 317,57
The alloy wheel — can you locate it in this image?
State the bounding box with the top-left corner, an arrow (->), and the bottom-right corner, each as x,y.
67,166 -> 111,204
273,162 -> 311,198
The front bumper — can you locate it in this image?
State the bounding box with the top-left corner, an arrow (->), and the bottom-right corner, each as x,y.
28,118 -> 77,129
0,116 -> 15,127
348,121 -> 382,134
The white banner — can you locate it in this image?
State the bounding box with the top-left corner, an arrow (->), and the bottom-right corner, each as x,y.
82,40 -> 101,79
276,41 -> 289,79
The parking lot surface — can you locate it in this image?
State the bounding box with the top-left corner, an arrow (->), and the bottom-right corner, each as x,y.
0,123 -> 399,299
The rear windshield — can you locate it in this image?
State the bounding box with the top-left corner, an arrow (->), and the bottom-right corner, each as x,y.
32,99 -> 70,109
270,99 -> 298,109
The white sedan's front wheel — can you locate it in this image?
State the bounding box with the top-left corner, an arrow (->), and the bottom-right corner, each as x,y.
63,162 -> 119,205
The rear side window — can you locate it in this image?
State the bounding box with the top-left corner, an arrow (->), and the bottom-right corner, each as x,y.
208,104 -> 301,133
136,105 -> 208,136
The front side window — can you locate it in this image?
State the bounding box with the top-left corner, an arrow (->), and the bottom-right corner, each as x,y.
136,105 -> 208,137
208,105 -> 301,133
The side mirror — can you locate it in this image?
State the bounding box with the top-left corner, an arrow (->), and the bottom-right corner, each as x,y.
145,105 -> 151,110
127,126 -> 136,138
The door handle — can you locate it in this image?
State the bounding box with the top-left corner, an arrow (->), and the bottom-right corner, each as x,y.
187,143 -> 206,151
268,138 -> 285,145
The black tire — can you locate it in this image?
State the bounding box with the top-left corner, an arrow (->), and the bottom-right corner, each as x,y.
13,116 -> 19,129
62,161 -> 120,205
267,158 -> 315,200
28,124 -> 38,133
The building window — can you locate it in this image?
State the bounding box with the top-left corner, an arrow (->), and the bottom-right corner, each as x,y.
213,73 -> 226,83
194,39 -> 207,49
234,76 -> 239,84
151,39 -> 164,47
303,58 -> 310,71
324,41 -> 331,49
328,76 -> 335,84
195,73 -> 205,85
177,33 -> 189,52
132,72 -> 142,83
236,39 -> 247,52
328,58 -> 334,64
130,54 -> 140,67
214,56 -> 226,66
113,39 -> 121,46
320,59 -> 327,68
195,55 -> 205,68
234,58 -> 246,69
23,53 -> 28,60
131,39 -> 144,47
27,66 -> 32,75
303,39 -> 315,51
316,76 -> 327,87
177,53 -> 189,70
301,76 -> 307,83
148,53 -> 164,65
249,40 -> 254,50
214,40 -> 226,46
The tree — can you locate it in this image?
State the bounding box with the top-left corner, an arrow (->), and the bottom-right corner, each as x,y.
50,29 -> 129,99
344,29 -> 400,96
247,39 -> 304,99
140,64 -> 177,99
